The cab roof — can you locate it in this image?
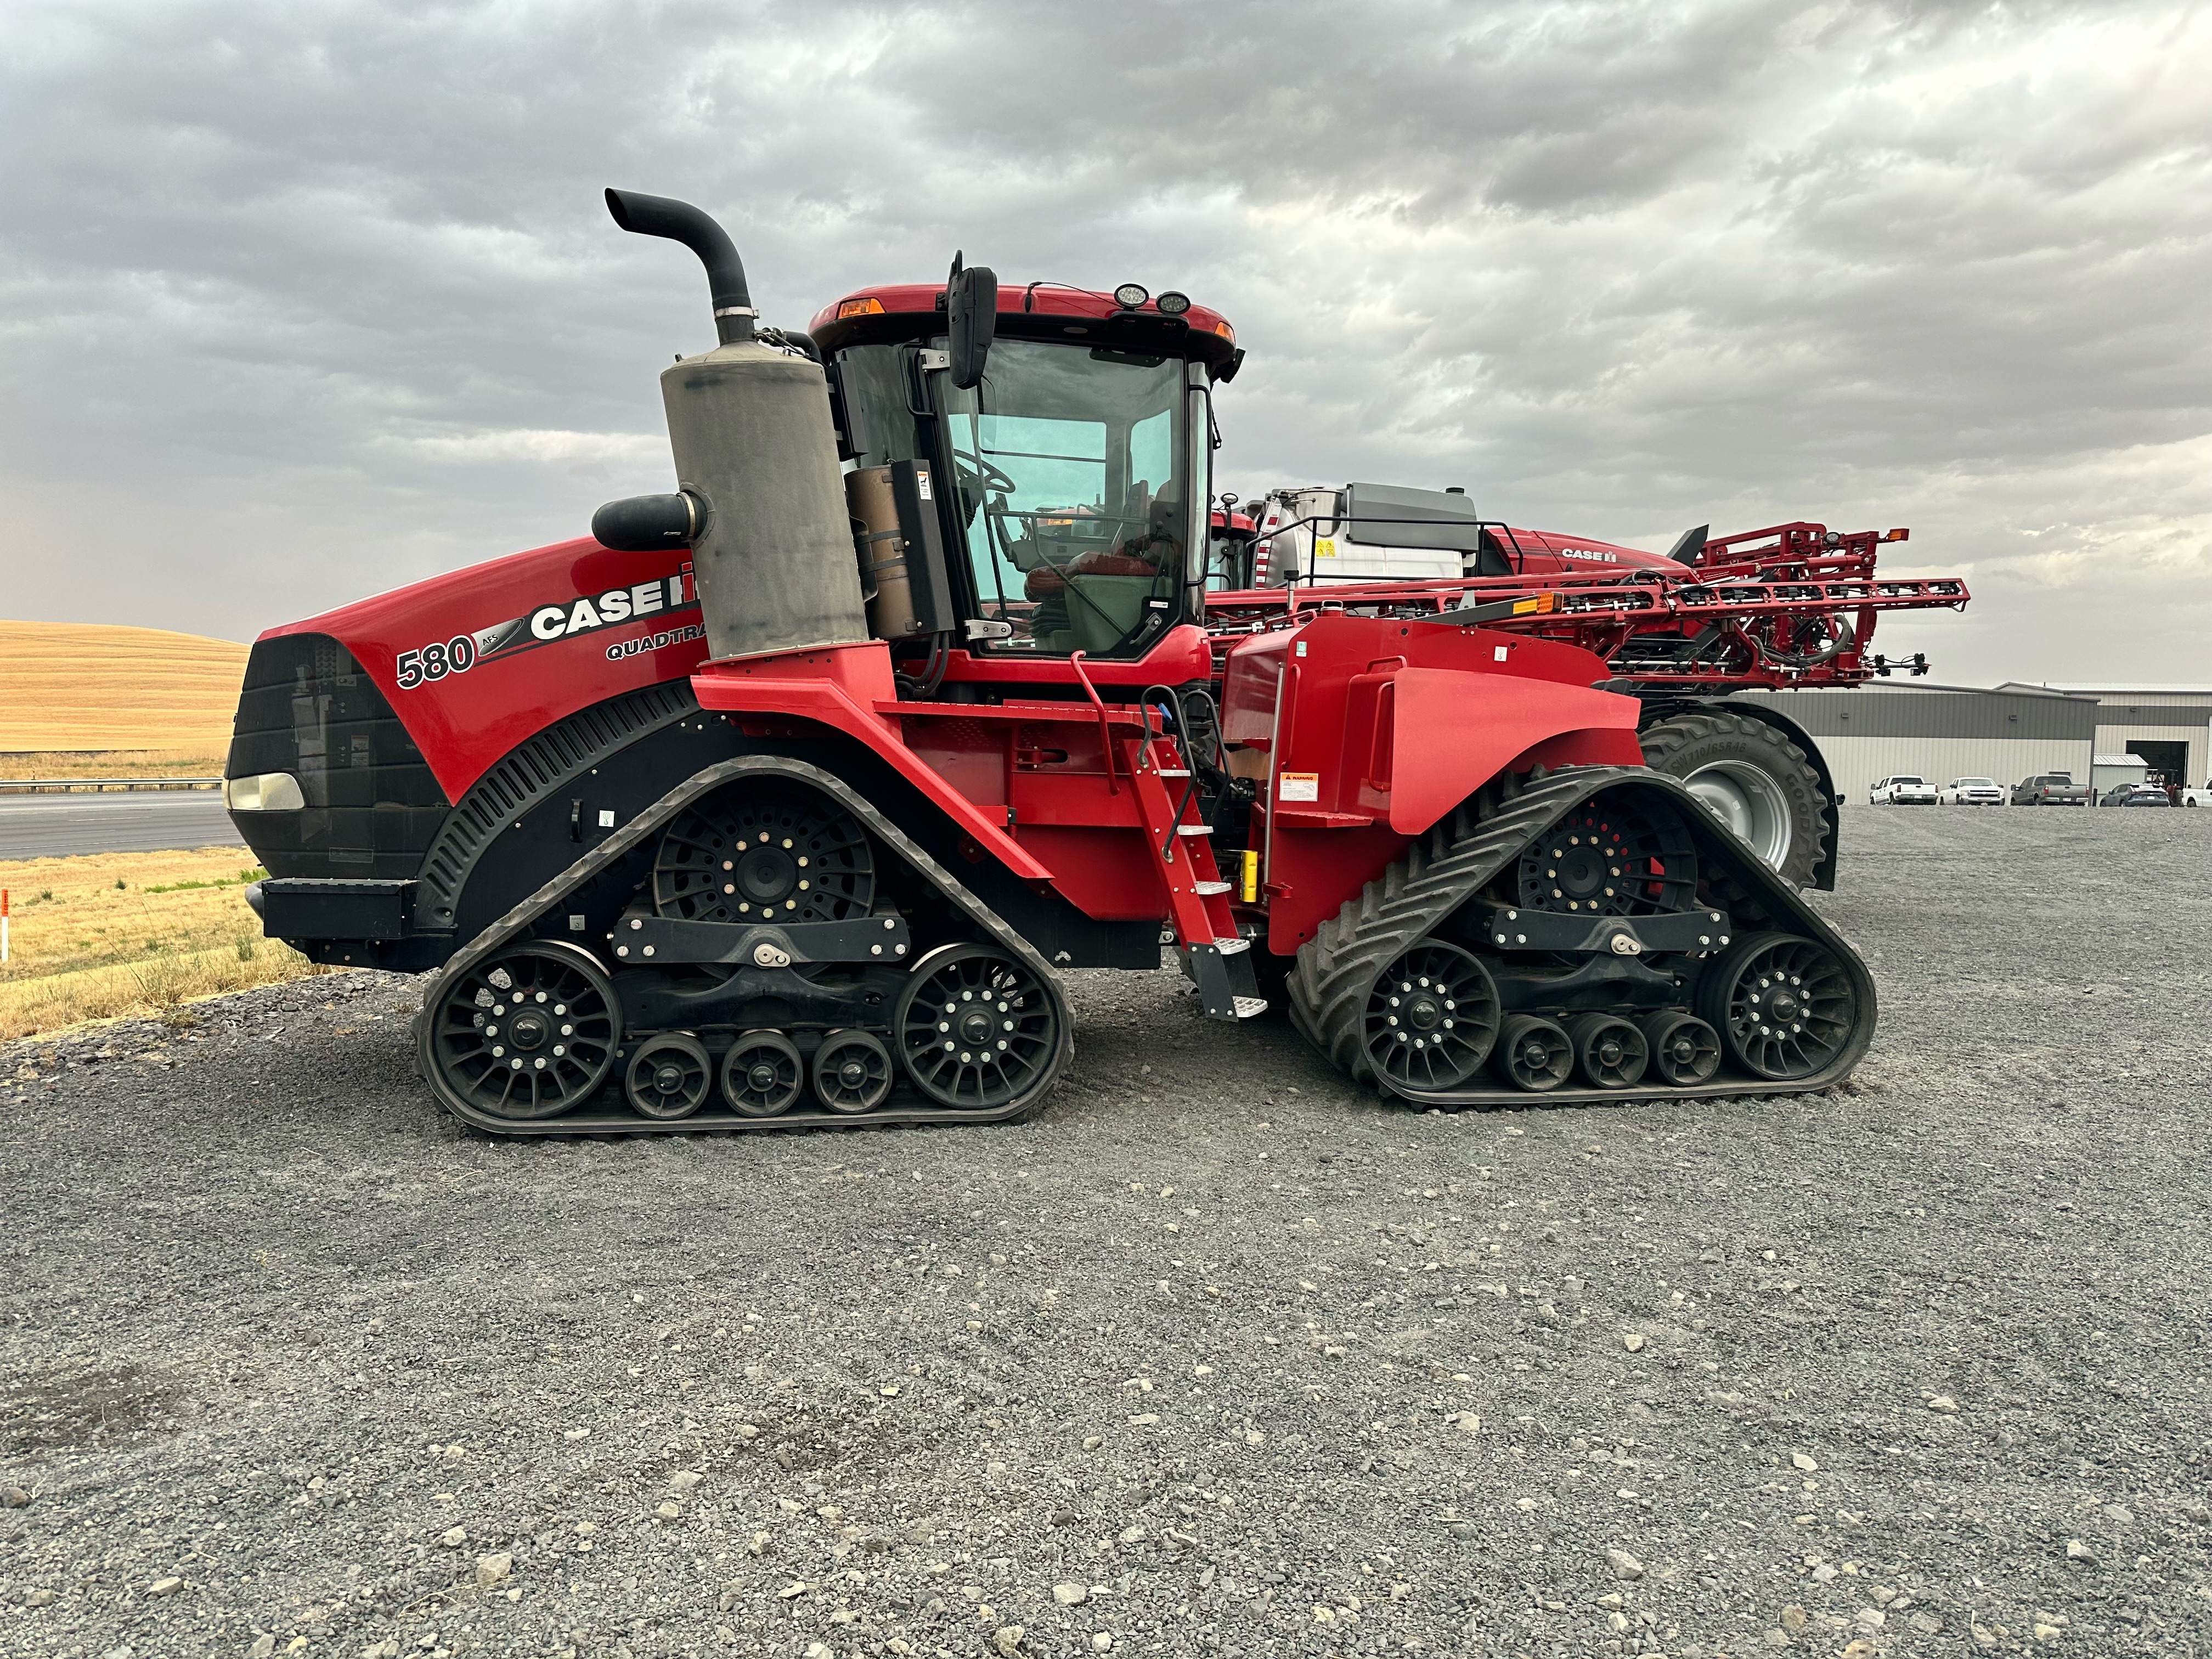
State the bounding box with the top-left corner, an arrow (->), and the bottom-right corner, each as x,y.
808,281 -> 1240,377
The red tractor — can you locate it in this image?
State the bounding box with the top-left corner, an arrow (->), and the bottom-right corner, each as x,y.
226,190 -> 1876,1135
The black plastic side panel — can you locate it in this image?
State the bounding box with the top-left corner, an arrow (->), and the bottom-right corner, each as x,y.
226,633 -> 449,880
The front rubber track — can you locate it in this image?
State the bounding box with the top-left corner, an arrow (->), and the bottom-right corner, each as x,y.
413,755 -> 1073,1137
1286,765 -> 1877,1109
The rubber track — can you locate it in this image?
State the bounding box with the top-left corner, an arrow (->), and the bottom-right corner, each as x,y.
1285,765 -> 1877,1105
415,754 -> 1074,1138
1288,767 -> 1619,1081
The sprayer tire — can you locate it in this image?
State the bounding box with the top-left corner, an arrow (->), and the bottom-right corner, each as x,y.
1639,711 -> 1825,889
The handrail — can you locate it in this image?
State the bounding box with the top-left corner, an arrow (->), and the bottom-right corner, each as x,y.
1066,652 -> 1119,794
0,776 -> 224,794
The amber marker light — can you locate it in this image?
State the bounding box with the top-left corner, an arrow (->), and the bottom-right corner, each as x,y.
836,297 -> 885,318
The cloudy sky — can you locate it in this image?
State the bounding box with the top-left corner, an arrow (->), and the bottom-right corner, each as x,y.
3,0 -> 2205,685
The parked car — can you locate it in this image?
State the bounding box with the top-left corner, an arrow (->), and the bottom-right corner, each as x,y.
1870,775 -> 1939,805
2101,786 -> 2171,806
2185,781 -> 2210,808
1939,776 -> 2005,806
2012,773 -> 2091,806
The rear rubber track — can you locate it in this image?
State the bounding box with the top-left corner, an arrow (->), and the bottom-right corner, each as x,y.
1286,765 -> 1877,1108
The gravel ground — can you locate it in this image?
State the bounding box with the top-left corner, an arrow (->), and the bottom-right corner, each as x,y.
3,806 -> 2208,1659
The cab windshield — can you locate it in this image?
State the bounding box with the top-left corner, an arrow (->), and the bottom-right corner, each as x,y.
939,340 -> 1197,654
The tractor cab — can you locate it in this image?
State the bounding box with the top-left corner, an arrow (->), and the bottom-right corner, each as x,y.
810,280 -> 1240,667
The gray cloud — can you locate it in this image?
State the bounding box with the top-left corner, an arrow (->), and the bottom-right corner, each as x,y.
1,0 -> 2204,684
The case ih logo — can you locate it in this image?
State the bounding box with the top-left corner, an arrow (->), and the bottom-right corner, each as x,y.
393,567 -> 701,691
478,569 -> 698,661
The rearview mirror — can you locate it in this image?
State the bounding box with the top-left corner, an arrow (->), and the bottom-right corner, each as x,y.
946,253 -> 997,391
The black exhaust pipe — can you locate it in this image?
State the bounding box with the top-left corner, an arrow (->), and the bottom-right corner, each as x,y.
605,188 -> 756,345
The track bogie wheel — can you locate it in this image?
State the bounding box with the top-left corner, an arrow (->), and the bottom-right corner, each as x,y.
1568,1013 -> 1649,1090
1639,1011 -> 1722,1087
1515,794 -> 1696,917
1697,931 -> 1858,1080
812,1029 -> 894,1114
624,1034 -> 712,1121
1362,941 -> 1500,1090
654,785 -> 874,926
721,1029 -> 804,1117
427,941 -> 619,1120
894,944 -> 1062,1110
1492,1014 -> 1573,1092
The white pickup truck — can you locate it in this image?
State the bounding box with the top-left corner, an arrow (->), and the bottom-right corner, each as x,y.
2185,781 -> 2211,808
1870,775 -> 1939,805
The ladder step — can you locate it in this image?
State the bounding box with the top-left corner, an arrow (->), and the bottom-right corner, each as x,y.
1233,996 -> 1269,1019
1176,823 -> 1213,837
1192,880 -> 1232,895
1214,936 -> 1251,955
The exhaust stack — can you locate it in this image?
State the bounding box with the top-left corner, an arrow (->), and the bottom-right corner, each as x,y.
599,189 -> 867,662
605,188 -> 757,345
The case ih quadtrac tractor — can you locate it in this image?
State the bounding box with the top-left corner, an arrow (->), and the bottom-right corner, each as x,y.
226,190 -> 1884,1135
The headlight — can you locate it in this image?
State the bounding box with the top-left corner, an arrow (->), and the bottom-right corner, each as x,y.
224,772 -> 306,812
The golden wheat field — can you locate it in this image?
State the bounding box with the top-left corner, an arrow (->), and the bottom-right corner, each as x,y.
0,848 -> 321,1040
0,619 -> 249,755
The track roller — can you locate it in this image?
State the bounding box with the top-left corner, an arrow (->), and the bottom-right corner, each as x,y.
721,1029 -> 805,1116
812,1029 -> 894,1114
1697,931 -> 1858,1080
1640,1011 -> 1722,1087
1492,1014 -> 1573,1092
624,1033 -> 712,1120
1361,941 -> 1500,1090
1568,1013 -> 1649,1090
426,941 -> 620,1121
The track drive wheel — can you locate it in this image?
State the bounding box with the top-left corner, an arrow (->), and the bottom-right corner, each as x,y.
1640,1011 -> 1722,1087
812,1029 -> 894,1114
721,1030 -> 804,1117
1362,941 -> 1500,1090
1639,710 -> 1825,888
427,941 -> 620,1121
624,1034 -> 712,1121
1568,1014 -> 1649,1090
1492,1014 -> 1573,1092
894,944 -> 1065,1111
1697,932 -> 1859,1080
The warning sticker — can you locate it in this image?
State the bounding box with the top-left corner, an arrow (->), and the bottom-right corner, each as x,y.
1278,772 -> 1321,803
1314,537 -> 1336,558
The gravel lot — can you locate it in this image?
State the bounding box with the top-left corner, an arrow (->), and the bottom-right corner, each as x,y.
3,806 -> 2208,1659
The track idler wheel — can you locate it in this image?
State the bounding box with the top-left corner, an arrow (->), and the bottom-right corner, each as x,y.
894,944 -> 1062,1110
721,1030 -> 805,1117
1697,932 -> 1859,1080
427,941 -> 619,1120
1568,1014 -> 1649,1090
1492,1014 -> 1573,1092
812,1029 -> 894,1114
624,1034 -> 712,1121
1640,1011 -> 1722,1087
1362,941 -> 1500,1090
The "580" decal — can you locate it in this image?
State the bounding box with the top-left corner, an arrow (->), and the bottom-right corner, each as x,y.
394,635 -> 478,689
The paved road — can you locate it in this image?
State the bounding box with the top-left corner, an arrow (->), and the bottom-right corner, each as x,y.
0,789 -> 242,860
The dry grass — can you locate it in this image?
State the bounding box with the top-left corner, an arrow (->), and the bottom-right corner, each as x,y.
0,619 -> 249,754
0,847 -> 323,1041
0,749 -> 225,783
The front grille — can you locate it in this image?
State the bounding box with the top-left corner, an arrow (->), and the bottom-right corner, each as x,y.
227,633 -> 448,879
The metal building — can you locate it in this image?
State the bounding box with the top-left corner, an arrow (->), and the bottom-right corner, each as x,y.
1996,684 -> 2212,792
1731,682 -> 2099,800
